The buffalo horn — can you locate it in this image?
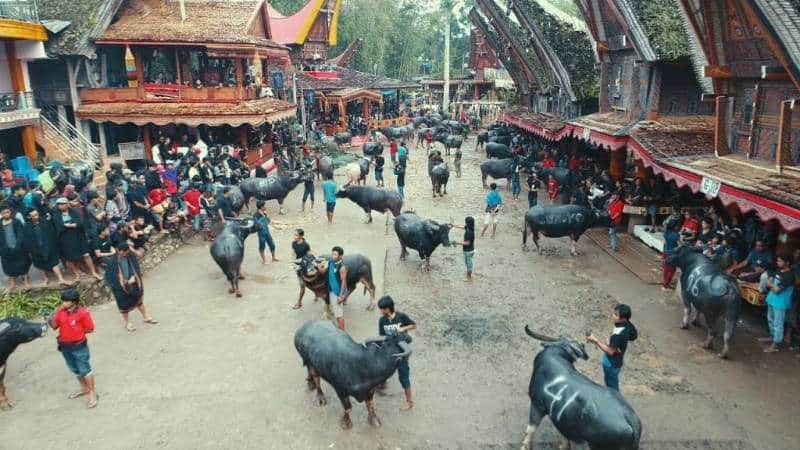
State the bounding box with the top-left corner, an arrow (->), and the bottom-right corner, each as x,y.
363,336 -> 386,345
524,325 -> 558,342
392,341 -> 412,358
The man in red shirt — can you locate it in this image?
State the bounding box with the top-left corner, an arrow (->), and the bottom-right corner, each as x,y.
48,289 -> 97,409
542,154 -> 556,169
568,154 -> 581,170
182,185 -> 203,235
547,175 -> 560,202
608,192 -> 625,252
389,139 -> 398,163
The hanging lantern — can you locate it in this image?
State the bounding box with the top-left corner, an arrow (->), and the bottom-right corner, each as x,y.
125,45 -> 138,88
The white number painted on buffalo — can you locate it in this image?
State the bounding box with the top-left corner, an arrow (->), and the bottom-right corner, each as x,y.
686,266 -> 703,297
543,376 -> 579,422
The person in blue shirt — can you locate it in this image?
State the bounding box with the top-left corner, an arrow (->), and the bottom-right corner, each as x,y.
322,174 -> 337,224
316,246 -> 348,330
481,183 -> 503,238
762,253 -> 795,353
253,200 -> 279,264
397,142 -> 409,168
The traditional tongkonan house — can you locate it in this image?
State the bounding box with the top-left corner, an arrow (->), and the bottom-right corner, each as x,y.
634,0 -> 800,239
267,0 -> 341,67
472,0 -> 596,146
74,0 -> 297,166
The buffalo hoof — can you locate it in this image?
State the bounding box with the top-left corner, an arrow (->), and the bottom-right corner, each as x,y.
369,414 -> 382,428
340,415 -> 353,430
313,394 -> 327,407
0,399 -> 13,411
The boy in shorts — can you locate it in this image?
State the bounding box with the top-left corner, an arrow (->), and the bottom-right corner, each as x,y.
481,183 -> 502,237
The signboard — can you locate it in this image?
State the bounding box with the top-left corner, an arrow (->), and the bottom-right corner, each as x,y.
118,142 -> 146,160
700,176 -> 721,197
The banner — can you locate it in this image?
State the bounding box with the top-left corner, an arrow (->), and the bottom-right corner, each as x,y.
118,142 -> 146,160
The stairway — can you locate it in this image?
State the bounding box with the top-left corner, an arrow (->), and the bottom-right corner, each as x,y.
33,105 -> 101,167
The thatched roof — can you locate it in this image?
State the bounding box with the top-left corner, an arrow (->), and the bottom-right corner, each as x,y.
296,66 -> 417,91
626,0 -> 690,60
98,0 -> 284,50
76,96 -> 297,127
37,0 -> 125,56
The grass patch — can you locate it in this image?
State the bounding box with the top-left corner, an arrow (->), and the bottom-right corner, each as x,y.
0,291 -> 62,320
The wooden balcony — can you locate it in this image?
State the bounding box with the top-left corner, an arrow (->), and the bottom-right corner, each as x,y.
79,84 -> 266,104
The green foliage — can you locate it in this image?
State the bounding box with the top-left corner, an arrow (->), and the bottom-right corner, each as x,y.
269,0 -> 309,15
628,0 -> 690,60
0,291 -> 62,320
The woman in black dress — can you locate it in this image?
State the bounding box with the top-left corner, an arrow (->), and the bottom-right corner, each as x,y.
105,242 -> 157,332
23,208 -> 67,285
0,203 -> 31,289
52,197 -> 102,281
452,216 -> 476,282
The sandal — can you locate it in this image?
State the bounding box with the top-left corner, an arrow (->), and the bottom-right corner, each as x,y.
292,303 -> 302,310
144,318 -> 159,324
763,347 -> 779,353
68,390 -> 89,399
87,394 -> 98,409
126,323 -> 136,332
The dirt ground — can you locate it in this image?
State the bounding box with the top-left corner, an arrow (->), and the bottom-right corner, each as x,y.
2,135 -> 799,450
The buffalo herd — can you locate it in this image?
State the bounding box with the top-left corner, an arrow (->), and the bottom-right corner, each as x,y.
2,115 -> 753,450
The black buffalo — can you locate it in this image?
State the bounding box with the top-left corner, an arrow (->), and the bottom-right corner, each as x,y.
394,212 -> 452,270
485,142 -> 513,159
667,245 -> 741,358
536,166 -> 578,202
228,185 -> 246,214
294,320 -> 411,429
317,156 -> 334,180
334,132 -> 352,147
523,205 -> 610,256
442,135 -> 463,156
209,218 -> 260,297
335,185 -> 403,223
522,326 -> 642,450
239,174 -> 303,214
294,253 -> 377,312
480,158 -> 516,188
476,131 -> 489,149
362,142 -> 384,157
430,162 -> 449,197
488,134 -> 511,146
0,317 -> 47,410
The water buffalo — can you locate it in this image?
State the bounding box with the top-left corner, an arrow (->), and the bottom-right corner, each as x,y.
480,158 -> 515,188
344,158 -> 370,186
294,320 -> 411,429
415,127 -> 429,148
0,318 -> 47,410
521,326 -> 642,450
394,212 -> 452,270
523,205 -> 610,256
317,156 -> 334,180
48,161 -> 95,193
228,185 -> 246,214
488,134 -> 511,146
485,142 -> 513,159
334,132 -> 352,147
430,162 -> 449,197
239,174 -> 303,214
294,253 -> 377,312
209,218 -> 259,297
335,185 -> 403,223
441,135 -> 463,156
362,142 -> 384,157
667,245 -> 741,358
476,131 -> 489,149
536,166 -> 578,202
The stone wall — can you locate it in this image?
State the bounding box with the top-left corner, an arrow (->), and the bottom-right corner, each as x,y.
22,229 -> 193,307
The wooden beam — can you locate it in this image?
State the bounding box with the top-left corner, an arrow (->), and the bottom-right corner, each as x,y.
776,100 -> 793,173
0,18 -> 47,41
747,83 -> 763,158
596,41 -> 609,53
143,125 -> 153,161
704,65 -> 733,78
761,65 -> 790,81
714,95 -> 730,156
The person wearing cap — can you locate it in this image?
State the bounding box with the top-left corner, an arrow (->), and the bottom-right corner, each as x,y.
47,289 -> 98,409
23,207 -> 67,285
0,202 -> 31,289
85,191 -> 107,238
53,197 -> 102,281
105,241 -> 157,332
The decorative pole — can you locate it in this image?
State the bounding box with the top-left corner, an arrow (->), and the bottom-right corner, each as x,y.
442,10 -> 451,114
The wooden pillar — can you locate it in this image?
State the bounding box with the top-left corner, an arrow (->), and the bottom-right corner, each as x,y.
714,95 -> 731,157
143,125 -> 153,161
236,58 -> 244,98
339,100 -> 346,129
363,98 -> 370,120
776,100 -> 793,174
609,147 -> 626,182
239,125 -> 249,151
636,159 -> 650,180
473,84 -> 479,100
5,41 -> 36,161
134,48 -> 145,99
174,49 -> 182,85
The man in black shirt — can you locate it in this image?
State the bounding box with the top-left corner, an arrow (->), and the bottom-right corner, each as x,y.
587,304 -> 637,391
377,296 -> 416,411
292,229 -> 311,309
215,187 -> 235,221
91,225 -> 115,266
